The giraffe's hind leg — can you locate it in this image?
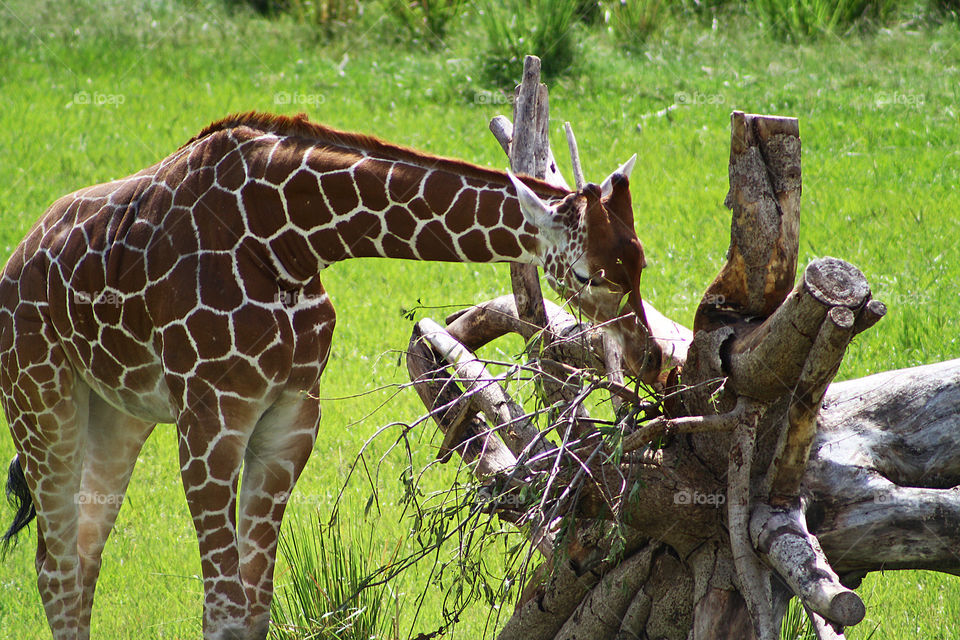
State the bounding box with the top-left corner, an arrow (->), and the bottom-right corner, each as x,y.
237,387 -> 321,639
75,393 -> 156,636
5,356 -> 89,640
175,382 -> 266,640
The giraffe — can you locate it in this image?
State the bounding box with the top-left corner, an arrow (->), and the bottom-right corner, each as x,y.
0,112 -> 659,640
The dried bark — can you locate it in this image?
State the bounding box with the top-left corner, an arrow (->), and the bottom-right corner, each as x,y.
406,327 -> 517,474
809,359 -> 960,577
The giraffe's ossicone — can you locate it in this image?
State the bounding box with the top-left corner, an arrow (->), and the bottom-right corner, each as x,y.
0,112 -> 659,640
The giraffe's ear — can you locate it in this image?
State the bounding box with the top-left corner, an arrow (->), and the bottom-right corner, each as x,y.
600,154 -> 637,199
507,171 -> 560,231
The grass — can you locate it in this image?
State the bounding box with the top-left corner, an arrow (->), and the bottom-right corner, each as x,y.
271,514 -> 402,640
384,0 -> 466,46
0,0 -> 958,638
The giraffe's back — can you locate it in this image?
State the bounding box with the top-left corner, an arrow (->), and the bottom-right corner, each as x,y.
0,164 -> 181,422
0,132 -> 332,425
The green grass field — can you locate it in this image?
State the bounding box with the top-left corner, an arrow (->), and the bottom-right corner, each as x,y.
0,0 -> 958,638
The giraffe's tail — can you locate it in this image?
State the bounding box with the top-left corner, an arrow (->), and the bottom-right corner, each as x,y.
2,455 -> 35,557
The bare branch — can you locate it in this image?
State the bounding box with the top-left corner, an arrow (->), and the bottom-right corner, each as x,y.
766,304 -> 856,502
694,111 -> 801,332
416,318 -> 550,460
489,115 -> 513,158
621,397 -> 759,453
727,408 -> 778,640
563,122 -> 585,190
750,503 -> 864,627
508,55 -> 550,335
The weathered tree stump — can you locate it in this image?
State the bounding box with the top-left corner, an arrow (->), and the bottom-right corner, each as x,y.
401,61 -> 960,640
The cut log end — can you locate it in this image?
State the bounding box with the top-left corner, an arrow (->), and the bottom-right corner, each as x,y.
827,305 -> 854,330
804,258 -> 869,308
731,110 -> 800,139
828,589 -> 866,627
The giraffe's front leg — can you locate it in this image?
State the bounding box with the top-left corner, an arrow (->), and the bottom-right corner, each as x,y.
237,388 -> 322,640
176,396 -> 256,640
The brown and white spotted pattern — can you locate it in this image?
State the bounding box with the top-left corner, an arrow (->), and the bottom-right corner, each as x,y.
0,112 -> 655,640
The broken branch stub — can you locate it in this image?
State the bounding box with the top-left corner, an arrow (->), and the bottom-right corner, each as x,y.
510,55 -> 550,180
725,257 -> 870,402
750,504 -> 865,627
695,111 -> 801,333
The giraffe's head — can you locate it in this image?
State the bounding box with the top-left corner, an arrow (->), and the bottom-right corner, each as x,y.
508,157 -> 661,383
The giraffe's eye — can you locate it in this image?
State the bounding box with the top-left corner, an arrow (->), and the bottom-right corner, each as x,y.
572,270 -> 604,288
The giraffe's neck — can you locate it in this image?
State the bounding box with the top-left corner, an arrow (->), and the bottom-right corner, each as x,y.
217,125 -> 567,283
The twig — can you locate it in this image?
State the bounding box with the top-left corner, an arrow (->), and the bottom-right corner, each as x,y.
636,103 -> 681,126
620,398 -> 757,452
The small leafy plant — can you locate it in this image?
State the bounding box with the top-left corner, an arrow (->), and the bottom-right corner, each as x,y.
607,0 -> 670,52
751,0 -> 897,39
384,0 -> 466,47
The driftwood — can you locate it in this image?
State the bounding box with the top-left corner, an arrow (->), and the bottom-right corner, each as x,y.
401,59 -> 959,640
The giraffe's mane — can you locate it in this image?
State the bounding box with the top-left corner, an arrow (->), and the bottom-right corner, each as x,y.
184,111 -> 569,196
